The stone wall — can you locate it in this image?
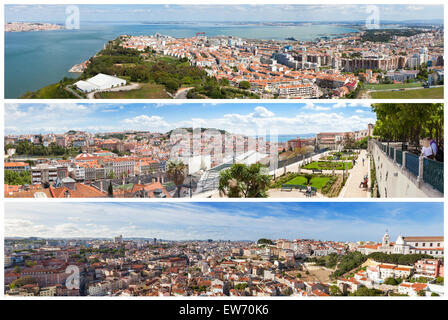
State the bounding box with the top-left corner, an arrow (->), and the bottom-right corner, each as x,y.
369,141 -> 442,198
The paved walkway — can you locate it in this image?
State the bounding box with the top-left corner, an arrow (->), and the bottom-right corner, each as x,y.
174,87 -> 194,99
340,150 -> 369,198
86,83 -> 141,99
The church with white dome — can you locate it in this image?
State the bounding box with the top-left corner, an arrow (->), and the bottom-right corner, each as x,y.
357,231 -> 444,258
378,231 -> 410,254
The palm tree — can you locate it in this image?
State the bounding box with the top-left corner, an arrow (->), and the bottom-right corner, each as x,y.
166,160 -> 187,198
218,163 -> 271,198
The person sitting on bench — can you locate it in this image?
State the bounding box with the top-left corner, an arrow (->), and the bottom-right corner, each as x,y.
359,175 -> 368,188
306,184 -> 312,197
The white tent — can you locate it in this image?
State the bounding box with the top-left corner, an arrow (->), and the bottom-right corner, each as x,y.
75,73 -> 126,92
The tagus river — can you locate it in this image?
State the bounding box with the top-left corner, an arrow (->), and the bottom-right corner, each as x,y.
5,22 -> 359,98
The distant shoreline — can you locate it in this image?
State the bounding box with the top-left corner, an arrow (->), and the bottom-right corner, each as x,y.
5,22 -> 65,32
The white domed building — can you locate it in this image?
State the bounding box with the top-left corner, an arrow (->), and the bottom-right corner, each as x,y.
393,235 -> 410,254
364,231 -> 444,258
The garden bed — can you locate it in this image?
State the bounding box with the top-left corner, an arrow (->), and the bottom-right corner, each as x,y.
303,161 -> 353,170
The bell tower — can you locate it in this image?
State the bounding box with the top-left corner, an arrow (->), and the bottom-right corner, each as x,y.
382,230 -> 390,247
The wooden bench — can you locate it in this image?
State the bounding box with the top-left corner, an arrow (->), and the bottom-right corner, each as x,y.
312,169 -> 323,174
281,184 -> 293,191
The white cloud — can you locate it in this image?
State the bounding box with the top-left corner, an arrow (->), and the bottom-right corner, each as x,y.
303,102 -> 330,111
253,106 -> 274,118
122,115 -> 169,130
332,102 -> 371,109
4,203 -> 443,242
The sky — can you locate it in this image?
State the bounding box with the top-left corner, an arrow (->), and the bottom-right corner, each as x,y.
5,4 -> 444,23
5,102 -> 376,136
4,202 -> 443,241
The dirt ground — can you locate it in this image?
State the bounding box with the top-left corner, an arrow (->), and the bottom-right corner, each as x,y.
292,264 -> 334,283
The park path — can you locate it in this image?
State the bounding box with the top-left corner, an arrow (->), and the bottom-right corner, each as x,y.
86,83 -> 141,99
340,150 -> 369,198
174,87 -> 194,99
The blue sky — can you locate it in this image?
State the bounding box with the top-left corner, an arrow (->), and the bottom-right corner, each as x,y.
5,4 -> 444,23
5,102 -> 376,136
4,202 -> 443,241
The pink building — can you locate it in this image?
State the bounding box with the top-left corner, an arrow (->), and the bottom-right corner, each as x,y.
414,259 -> 444,278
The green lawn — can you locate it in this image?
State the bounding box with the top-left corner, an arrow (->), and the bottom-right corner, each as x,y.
285,175 -> 331,189
325,156 -> 356,160
364,82 -> 423,90
21,83 -> 77,99
370,87 -> 443,99
95,83 -> 172,99
303,161 -> 353,170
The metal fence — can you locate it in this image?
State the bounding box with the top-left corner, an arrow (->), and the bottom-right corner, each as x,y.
423,158 -> 444,193
395,149 -> 403,166
372,139 -> 443,193
405,152 -> 420,177
388,146 -> 394,159
277,148 -> 329,170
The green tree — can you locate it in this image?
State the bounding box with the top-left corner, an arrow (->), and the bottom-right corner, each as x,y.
257,238 -> 273,245
10,276 -> 36,289
372,103 -> 443,148
349,286 -> 383,296
4,170 -> 31,185
166,160 -> 187,198
25,260 -> 36,268
220,78 -> 230,86
108,182 -> 114,197
234,283 -> 248,290
218,163 -> 271,198
329,285 -> 343,296
343,133 -> 357,149
304,173 -> 313,185
238,81 -> 251,90
417,290 -> 426,296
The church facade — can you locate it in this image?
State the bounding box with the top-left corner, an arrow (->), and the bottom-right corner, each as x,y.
357,232 -> 444,258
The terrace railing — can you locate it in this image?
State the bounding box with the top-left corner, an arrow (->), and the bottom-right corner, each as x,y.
395,149 -> 403,166
423,158 -> 444,193
370,139 -> 443,194
405,152 -> 419,177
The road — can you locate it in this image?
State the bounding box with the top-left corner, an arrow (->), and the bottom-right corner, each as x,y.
86,83 -> 141,99
174,87 -> 194,99
64,86 -> 84,99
